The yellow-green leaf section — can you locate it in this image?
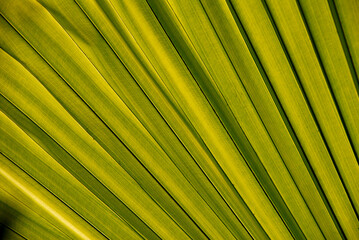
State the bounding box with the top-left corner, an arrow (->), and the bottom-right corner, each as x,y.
0,0 -> 358,239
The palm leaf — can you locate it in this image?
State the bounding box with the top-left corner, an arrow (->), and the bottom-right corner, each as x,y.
0,0 -> 358,239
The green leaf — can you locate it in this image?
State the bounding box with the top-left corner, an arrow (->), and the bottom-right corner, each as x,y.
1,0 -> 358,239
